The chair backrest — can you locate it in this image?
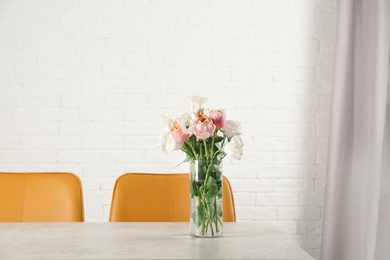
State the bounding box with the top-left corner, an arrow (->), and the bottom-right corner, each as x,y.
109,173 -> 236,222
0,172 -> 84,222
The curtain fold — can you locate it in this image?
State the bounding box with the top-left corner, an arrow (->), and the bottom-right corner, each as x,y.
321,0 -> 390,259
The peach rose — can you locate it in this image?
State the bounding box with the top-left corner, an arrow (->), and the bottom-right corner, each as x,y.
170,122 -> 190,143
195,114 -> 216,140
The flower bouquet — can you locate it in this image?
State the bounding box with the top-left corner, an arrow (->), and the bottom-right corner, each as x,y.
158,96 -> 243,237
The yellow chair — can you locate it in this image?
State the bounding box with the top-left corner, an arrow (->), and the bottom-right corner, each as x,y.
109,173 -> 236,222
0,172 -> 84,222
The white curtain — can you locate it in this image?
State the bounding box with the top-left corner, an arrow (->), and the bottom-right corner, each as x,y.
321,0 -> 390,259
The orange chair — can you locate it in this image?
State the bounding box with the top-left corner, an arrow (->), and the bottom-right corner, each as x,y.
109,173 -> 236,222
0,172 -> 84,222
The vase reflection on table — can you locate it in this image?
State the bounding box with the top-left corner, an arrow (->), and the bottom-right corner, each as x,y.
158,96 -> 244,237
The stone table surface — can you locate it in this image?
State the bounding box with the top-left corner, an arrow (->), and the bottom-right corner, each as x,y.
0,222 -> 314,259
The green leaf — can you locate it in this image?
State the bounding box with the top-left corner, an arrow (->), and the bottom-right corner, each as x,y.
205,176 -> 214,189
206,185 -> 218,199
213,136 -> 224,143
176,157 -> 192,167
191,204 -> 204,228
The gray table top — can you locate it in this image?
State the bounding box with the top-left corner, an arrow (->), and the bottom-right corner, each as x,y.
0,222 -> 314,259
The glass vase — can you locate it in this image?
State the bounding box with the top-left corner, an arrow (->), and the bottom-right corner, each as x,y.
190,160 -> 223,237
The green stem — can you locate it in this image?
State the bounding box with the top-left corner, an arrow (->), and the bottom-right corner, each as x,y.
203,140 -> 208,159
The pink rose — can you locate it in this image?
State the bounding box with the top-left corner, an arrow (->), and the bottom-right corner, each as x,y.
209,109 -> 226,129
195,114 -> 216,140
170,122 -> 190,143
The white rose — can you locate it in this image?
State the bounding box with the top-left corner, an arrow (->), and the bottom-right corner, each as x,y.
187,96 -> 208,113
178,112 -> 195,135
158,132 -> 182,152
160,112 -> 174,131
223,120 -> 241,138
224,135 -> 244,160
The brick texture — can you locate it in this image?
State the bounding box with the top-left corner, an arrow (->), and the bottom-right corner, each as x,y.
0,1 -> 337,259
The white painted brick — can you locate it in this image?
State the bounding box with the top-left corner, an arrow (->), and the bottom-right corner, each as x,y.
15,11 -> 59,24
81,52 -> 124,66
80,177 -> 101,191
231,12 -> 273,25
300,192 -> 325,206
0,151 -> 16,163
100,177 -> 117,191
61,94 -> 105,107
12,150 -> 57,163
274,180 -> 314,192
80,80 -> 124,94
0,65 -> 14,78
274,11 -> 316,25
300,165 -> 327,178
278,39 -> 319,53
243,123 -> 274,137
105,94 -> 148,108
257,193 -> 299,206
36,136 -> 80,149
274,123 -> 316,137
100,150 -> 144,163
58,39 -> 105,51
0,94 -> 18,107
278,207 -> 321,220
60,11 -> 102,24
0,0 -> 337,256
315,179 -> 326,192
17,94 -> 61,107
80,0 -> 123,11
14,80 -> 81,94
102,66 -> 144,80
0,122 -> 59,135
83,190 -> 112,204
188,12 -> 229,26
0,136 -> 36,149
81,136 -> 124,149
231,67 -> 274,81
233,192 -> 256,206
236,206 -> 277,220
38,24 -> 80,38
212,26 -> 254,39
104,39 -> 147,52
241,151 -> 274,165
223,164 -> 257,179
59,150 -> 101,163
317,150 -> 328,164
274,68 -> 316,81
257,166 -> 300,179
188,67 -> 229,81
0,51 -> 35,66
0,23 -> 37,38
84,204 -> 104,220
102,11 -> 144,24
145,13 -> 187,26
168,53 -> 210,66
0,10 -> 14,23
231,179 -> 273,192
165,0 -> 208,12
83,164 -> 127,177
80,108 -> 124,121
35,108 -> 79,121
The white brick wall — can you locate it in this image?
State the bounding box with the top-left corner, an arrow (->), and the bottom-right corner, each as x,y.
0,0 -> 337,259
